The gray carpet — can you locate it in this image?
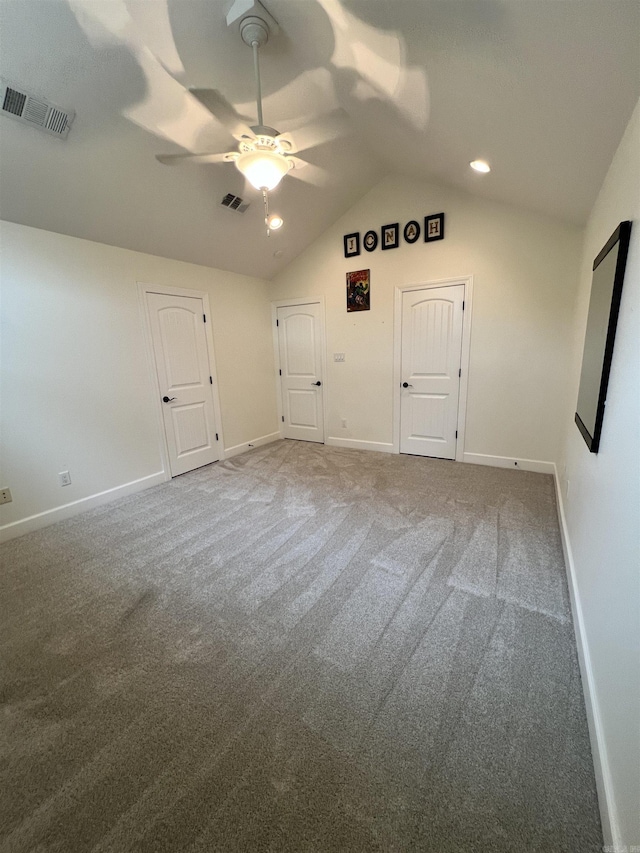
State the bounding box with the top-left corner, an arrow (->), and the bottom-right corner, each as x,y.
0,440 -> 602,852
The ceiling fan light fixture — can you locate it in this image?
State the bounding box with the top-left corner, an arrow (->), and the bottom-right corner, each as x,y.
236,149 -> 290,190
470,159 -> 491,173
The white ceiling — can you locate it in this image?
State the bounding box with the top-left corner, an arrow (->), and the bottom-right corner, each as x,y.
1,0 -> 638,280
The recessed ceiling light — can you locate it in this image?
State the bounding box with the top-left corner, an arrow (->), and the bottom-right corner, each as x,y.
267,213 -> 284,230
470,160 -> 491,173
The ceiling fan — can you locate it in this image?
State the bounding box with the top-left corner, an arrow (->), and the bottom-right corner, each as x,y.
156,0 -> 342,233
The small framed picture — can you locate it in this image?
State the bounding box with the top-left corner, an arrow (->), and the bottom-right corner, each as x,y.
425,213 -> 445,242
346,269 -> 370,312
381,223 -> 399,250
403,220 -> 420,244
344,232 -> 360,258
363,230 -> 378,252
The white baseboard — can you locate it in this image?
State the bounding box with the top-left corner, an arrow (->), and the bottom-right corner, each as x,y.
224,431 -> 281,459
463,452 -> 555,475
552,464 -> 617,848
0,471 -> 167,544
326,437 -> 394,454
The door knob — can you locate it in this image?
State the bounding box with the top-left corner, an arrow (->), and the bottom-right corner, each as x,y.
162,396 -> 176,403
311,381 -> 322,386
402,382 -> 413,388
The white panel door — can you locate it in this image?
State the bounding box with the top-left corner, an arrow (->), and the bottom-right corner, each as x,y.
147,292 -> 220,476
277,303 -> 324,443
400,284 -> 464,459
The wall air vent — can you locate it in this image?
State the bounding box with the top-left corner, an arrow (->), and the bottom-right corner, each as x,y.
221,193 -> 249,213
0,79 -> 75,139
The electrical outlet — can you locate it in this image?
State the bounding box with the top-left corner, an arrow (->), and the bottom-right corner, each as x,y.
341,418 -> 347,428
59,471 -> 72,487
0,487 -> 12,504
333,353 -> 345,362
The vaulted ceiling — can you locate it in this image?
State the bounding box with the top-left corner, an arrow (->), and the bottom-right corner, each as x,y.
1,0 -> 638,279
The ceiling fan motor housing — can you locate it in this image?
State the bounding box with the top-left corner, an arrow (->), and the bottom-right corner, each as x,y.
238,134 -> 293,160
248,124 -> 279,139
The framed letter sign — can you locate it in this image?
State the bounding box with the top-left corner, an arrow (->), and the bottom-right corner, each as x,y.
425,213 -> 445,242
404,220 -> 420,243
381,223 -> 399,250
344,233 -> 360,258
363,230 -> 378,252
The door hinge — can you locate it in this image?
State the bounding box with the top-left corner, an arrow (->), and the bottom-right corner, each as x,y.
282,415 -> 285,422
276,319 -> 279,326
462,301 -> 465,311
215,432 -> 219,441
209,376 -> 213,384
279,369 -> 282,375
203,313 -> 206,323
459,368 -> 462,378
455,430 -> 458,439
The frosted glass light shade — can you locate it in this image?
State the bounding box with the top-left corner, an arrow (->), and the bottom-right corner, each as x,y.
236,150 -> 289,190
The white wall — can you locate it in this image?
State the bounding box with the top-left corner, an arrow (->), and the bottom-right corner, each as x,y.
558,99 -> 640,848
270,175 -> 581,464
0,221 -> 278,539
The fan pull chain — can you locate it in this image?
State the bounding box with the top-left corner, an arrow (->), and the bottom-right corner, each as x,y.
263,188 -> 271,236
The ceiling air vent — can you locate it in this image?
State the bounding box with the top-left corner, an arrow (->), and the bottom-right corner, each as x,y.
221,193 -> 249,214
1,79 -> 75,139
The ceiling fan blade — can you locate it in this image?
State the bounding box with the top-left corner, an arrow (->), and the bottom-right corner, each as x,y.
125,0 -> 185,78
189,89 -> 254,140
287,157 -> 329,187
156,151 -> 233,166
279,109 -> 351,154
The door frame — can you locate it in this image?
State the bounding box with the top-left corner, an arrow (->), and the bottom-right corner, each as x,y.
271,296 -> 328,443
138,282 -> 226,479
393,276 -> 474,461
